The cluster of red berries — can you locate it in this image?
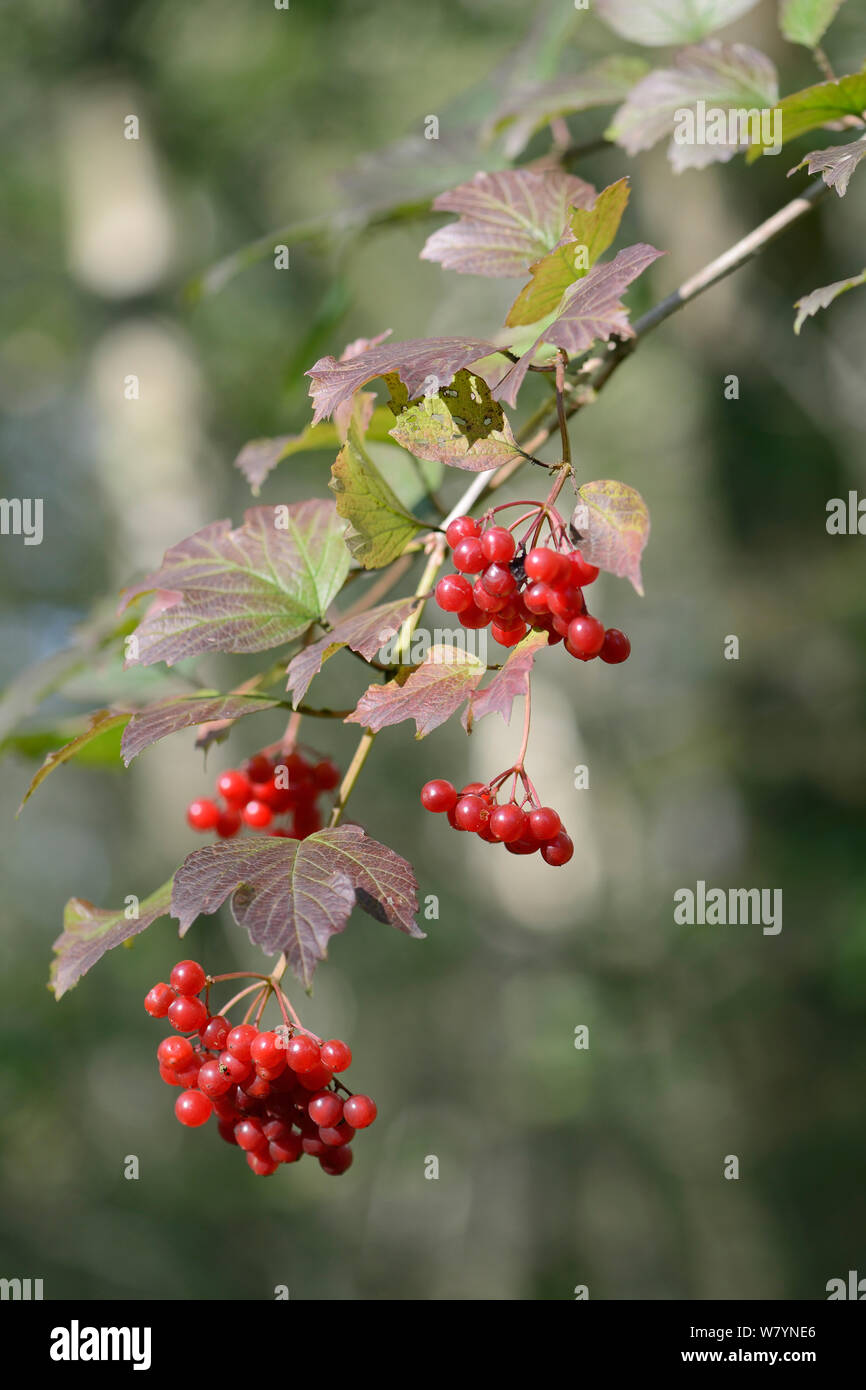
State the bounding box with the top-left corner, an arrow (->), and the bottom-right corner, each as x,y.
420,777 -> 573,865
434,515 -> 630,660
186,748 -> 340,839
144,960 -> 376,1177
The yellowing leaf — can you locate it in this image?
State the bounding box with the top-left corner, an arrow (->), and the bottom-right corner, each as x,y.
330,422 -> 426,569
570,480 -> 651,596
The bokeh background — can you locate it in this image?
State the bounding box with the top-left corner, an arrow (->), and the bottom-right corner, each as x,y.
1,0 -> 865,1301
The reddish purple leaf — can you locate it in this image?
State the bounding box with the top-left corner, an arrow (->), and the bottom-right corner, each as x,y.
286,597 -> 419,704
462,630 -> 547,733
51,880 -> 174,999
307,337 -> 498,426
170,828 -> 422,989
346,645 -> 486,738
121,692 -> 285,766
790,135 -> 866,197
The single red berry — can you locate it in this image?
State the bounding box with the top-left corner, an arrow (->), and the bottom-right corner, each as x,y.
167,995 -> 208,1034
214,1092 -> 241,1120
302,1136 -> 328,1157
234,1118 -> 268,1152
312,757 -> 340,790
287,1034 -> 320,1073
197,1059 -> 233,1099
320,1146 -> 354,1175
319,1122 -> 355,1147
216,808 -> 242,839
524,582 -> 551,615
297,1061 -> 333,1091
246,1151 -> 278,1176
472,579 -> 508,613
320,1039 -> 352,1072
308,1091 -> 344,1127
269,1132 -> 303,1164
243,1074 -> 272,1100
529,806 -> 561,840
159,1061 -> 183,1086
568,550 -> 599,586
242,799 -> 273,829
175,1090 -> 213,1128
541,830 -> 574,866
547,585 -> 584,620
599,628 -> 631,664
505,836 -> 541,855
566,615 -> 605,659
226,1024 -> 258,1062
435,573 -> 473,613
157,1036 -> 195,1069
452,536 -> 486,574
186,798 -> 219,832
454,794 -> 488,832
480,563 -> 516,598
492,621 -> 527,647
458,603 -> 490,630
293,805 -> 322,838
343,1094 -> 377,1129
525,547 -> 569,586
489,803 -> 528,843
445,515 -> 479,548
170,959 -> 207,996
420,779 -> 457,814
216,769 -> 252,805
218,1049 -> 251,1083
144,982 -> 173,1018
480,526 -> 516,564
244,753 -> 273,783
201,1014 -> 230,1051
250,1031 -> 284,1070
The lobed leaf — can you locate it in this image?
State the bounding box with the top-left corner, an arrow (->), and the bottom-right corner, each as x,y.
747,71 -> 866,161
120,692 -> 285,766
170,829 -> 423,990
596,0 -> 761,46
789,134 -> 866,195
52,880 -> 174,1000
389,394 -> 525,472
346,645 -> 486,737
489,57 -> 650,159
779,0 -> 847,48
462,630 -> 548,734
121,502 -> 350,667
330,423 -> 426,569
570,480 -> 651,596
794,267 -> 866,332
286,597 -> 420,704
307,336 -> 498,426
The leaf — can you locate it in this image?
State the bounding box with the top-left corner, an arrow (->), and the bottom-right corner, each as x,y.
789,134 -> 866,194
346,646 -> 486,737
51,880 -> 174,1000
330,423 -> 426,569
506,178 -> 631,328
121,502 -> 350,667
234,409 -> 396,494
779,0 -> 847,48
462,630 -> 548,734
386,368 -> 505,447
17,710 -> 130,814
170,828 -> 422,990
488,57 -> 651,159
307,336 -> 498,426
420,169 -> 597,278
0,719 -> 126,767
120,692 -> 286,766
286,597 -> 420,704
494,244 -> 665,408
388,394 -> 525,472
596,0 -> 762,46
793,267 -> 866,332
606,42 -> 779,172
570,480 -> 651,596
747,72 -> 866,161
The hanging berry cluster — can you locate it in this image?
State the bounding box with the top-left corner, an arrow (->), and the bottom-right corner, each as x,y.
144,959 -> 376,1177
434,509 -> 630,661
421,770 -> 573,865
186,747 -> 340,839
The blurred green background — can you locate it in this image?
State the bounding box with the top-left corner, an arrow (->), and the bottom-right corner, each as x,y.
1,0 -> 865,1301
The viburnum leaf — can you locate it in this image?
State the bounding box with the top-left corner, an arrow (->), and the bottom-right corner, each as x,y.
346,645 -> 486,737
234,408 -> 396,494
385,368 -> 505,447
596,0 -> 761,46
121,503 -> 350,667
747,72 -> 866,161
51,880 -> 174,1000
120,692 -> 286,766
794,267 -> 866,333
388,394 -> 525,472
790,134 -> 866,195
170,829 -> 423,990
506,178 -> 631,328
494,244 -> 664,408
488,57 -> 650,159
462,630 -> 547,734
285,597 -> 420,704
570,480 -> 651,596
17,709 -> 130,814
307,337 -> 498,425
606,43 -> 779,172
420,169 -> 597,278
779,0 -> 847,48
330,422 -> 426,569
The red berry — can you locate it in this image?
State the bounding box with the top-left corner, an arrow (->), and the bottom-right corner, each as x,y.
216,769 -> 252,805
445,515 -> 479,548
435,573 -> 473,613
242,799 -> 273,829
186,798 -> 219,831
144,983 -> 173,1018
293,805 -> 322,838
286,1034 -> 320,1073
489,803 -> 528,842
599,628 -> 631,664
167,995 -> 208,1034
250,1031 -> 284,1070
524,582 -> 551,615
312,757 -> 340,790
297,1061 -> 333,1091
457,603 -> 490,630
452,537 -> 485,574
216,808 -> 242,839
320,1039 -> 352,1072
343,1094 -> 377,1129
157,1036 -> 195,1069
234,1118 -> 268,1152
218,1050 -> 251,1083
302,1136 -> 328,1157
170,959 -> 206,996
547,585 -> 584,620
226,1024 -> 258,1062
174,1090 -> 213,1127
420,779 -> 457,813
201,1014 -> 230,1051
491,621 -> 527,647
472,579 -> 508,613
244,754 -> 273,783
525,547 -> 569,586
319,1123 -> 355,1147
319,1146 -> 354,1175
308,1091 -> 344,1127
246,1151 -> 278,1176
505,836 -> 541,855
269,1132 -> 303,1164
541,830 -> 574,866
568,550 -> 599,586
480,526 -> 516,564
454,794 -> 489,832
566,615 -> 605,659
217,1118 -> 239,1145
529,806 -> 561,840
197,1059 -> 233,1099
480,562 -> 516,598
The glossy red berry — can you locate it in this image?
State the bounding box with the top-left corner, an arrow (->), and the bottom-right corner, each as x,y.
308,1090 -> 344,1127
452,536 -> 486,574
480,526 -> 516,564
201,1014 -> 230,1051
197,1059 -> 233,1099
246,1151 -> 278,1176
525,547 -> 569,586
489,803 -> 528,842
144,982 -> 173,1018
454,794 -> 488,832
218,1049 -> 251,1083
541,830 -> 574,866
269,1132 -> 303,1164
286,1034 -> 320,1073
250,1031 -> 284,1070
234,1118 -> 268,1152
472,579 -> 507,613
157,1036 -> 195,1069
216,769 -> 252,805
319,1122 -> 355,1147
170,959 -> 207,996
320,1146 -> 354,1175
435,573 -> 473,613
167,995 -> 208,1034
226,1024 -> 258,1062
186,798 -> 219,831
320,1039 -> 352,1072
568,551 -> 599,586
529,806 -> 561,840
491,620 -> 527,647
524,582 -> 551,615
505,836 -> 541,855
599,628 -> 631,664
297,1061 -> 333,1091
445,515 -> 480,547
457,603 -> 490,630
175,1090 -> 213,1127
547,585 -> 584,620
244,753 -> 273,784
480,562 -> 516,597
343,1094 -> 377,1129
242,799 -> 273,829
420,779 -> 457,813
566,615 -> 605,659
216,808 -> 242,839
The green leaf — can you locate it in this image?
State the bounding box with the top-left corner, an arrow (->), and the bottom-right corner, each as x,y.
507,179 -> 631,328
17,710 -> 130,814
346,645 -> 486,737
597,0 -> 761,46
330,422 -> 426,569
794,267 -> 866,332
234,408 -> 396,494
779,0 -> 847,48
388,395 -> 525,473
570,480 -> 651,596
488,57 -> 650,159
52,880 -> 174,999
747,71 -> 866,160
1,719 -> 126,767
